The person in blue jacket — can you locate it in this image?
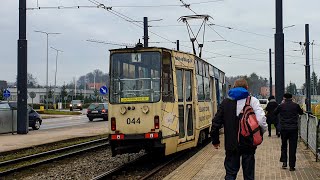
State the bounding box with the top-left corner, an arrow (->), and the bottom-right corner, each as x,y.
211,78 -> 267,180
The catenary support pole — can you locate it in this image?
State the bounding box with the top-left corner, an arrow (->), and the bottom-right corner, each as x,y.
177,40 -> 180,51
305,24 -> 311,113
17,0 -> 28,134
143,17 -> 149,48
275,0 -> 285,104
269,48 -> 273,97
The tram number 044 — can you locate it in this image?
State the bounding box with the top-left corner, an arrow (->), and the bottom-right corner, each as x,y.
127,118 -> 141,124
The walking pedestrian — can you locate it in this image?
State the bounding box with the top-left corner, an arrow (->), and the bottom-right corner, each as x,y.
211,78 -> 267,180
274,93 -> 303,171
265,96 -> 280,137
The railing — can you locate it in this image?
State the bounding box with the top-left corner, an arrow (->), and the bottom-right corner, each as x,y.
298,113 -> 320,161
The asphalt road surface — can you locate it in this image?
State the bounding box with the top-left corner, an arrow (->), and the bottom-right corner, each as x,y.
39,111 -> 106,130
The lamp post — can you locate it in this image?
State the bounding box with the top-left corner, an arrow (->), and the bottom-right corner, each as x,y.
34,30 -> 61,110
50,47 -> 63,109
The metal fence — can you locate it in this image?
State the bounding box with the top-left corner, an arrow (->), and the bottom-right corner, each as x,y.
300,114 -> 308,144
298,113 -> 320,161
0,109 -> 17,134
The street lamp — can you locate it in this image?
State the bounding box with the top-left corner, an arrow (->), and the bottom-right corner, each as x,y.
50,47 -> 63,109
34,30 -> 61,110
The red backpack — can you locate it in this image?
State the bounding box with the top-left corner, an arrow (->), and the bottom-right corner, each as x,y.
238,96 -> 263,147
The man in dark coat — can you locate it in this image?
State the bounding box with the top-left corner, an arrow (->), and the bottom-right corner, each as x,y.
274,93 -> 303,171
265,96 -> 280,137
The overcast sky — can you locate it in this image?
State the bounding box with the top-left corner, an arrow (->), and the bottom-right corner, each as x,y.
1,0 -> 319,88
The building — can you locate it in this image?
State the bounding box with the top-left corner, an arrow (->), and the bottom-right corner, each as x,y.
87,83 -> 104,90
0,80 -> 7,90
7,88 -> 96,104
260,85 -> 275,98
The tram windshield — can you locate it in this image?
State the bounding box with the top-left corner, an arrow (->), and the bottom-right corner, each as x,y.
110,52 -> 161,103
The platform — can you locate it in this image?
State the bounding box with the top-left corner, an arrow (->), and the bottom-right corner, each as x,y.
164,131 -> 320,180
0,121 -> 108,153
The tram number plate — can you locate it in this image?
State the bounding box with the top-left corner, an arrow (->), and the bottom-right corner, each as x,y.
127,118 -> 141,124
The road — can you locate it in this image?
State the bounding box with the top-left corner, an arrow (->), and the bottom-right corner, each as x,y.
38,110 -> 107,130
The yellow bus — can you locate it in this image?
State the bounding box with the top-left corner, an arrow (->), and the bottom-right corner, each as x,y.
108,46 -> 226,156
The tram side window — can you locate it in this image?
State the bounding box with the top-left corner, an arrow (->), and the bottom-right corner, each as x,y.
204,77 -> 210,100
162,51 -> 174,102
176,69 -> 183,102
197,75 -> 205,101
196,59 -> 206,101
185,70 -> 192,102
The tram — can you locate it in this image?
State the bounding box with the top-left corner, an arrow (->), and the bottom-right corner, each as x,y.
108,45 -> 226,156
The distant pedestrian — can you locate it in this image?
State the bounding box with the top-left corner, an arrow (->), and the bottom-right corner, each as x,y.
274,93 -> 304,171
265,96 -> 280,137
211,78 -> 267,180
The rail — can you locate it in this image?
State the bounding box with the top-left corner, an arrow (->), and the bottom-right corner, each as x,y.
91,154 -> 148,180
298,113 -> 320,161
0,137 -> 109,176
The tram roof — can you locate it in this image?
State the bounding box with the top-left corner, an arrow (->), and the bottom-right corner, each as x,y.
109,46 -> 225,74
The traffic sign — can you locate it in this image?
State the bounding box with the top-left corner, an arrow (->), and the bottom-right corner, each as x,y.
100,86 -> 108,95
29,92 -> 36,99
3,89 -> 10,99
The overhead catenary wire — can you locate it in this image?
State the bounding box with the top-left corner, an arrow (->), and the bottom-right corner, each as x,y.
87,0 -> 176,44
178,44 -> 303,66
86,39 -> 135,47
179,0 -> 304,49
27,1 -> 319,64
178,0 -> 272,54
112,0 -> 223,8
178,0 -> 319,61
27,0 -> 176,46
28,0 -> 224,9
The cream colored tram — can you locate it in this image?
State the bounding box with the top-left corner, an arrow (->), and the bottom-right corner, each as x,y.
108,46 -> 226,156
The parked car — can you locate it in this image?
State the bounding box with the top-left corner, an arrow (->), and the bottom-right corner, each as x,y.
87,103 -> 108,121
70,100 -> 83,111
0,101 -> 42,130
259,99 -> 268,110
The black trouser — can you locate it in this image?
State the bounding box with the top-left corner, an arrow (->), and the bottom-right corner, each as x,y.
280,129 -> 298,168
267,121 -> 280,136
224,150 -> 255,180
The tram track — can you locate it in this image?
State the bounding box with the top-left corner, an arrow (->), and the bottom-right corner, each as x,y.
139,152 -> 186,180
91,153 -> 149,180
0,137 -> 109,177
92,140 -> 210,180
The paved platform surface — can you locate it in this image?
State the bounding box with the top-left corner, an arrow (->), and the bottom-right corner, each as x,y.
0,121 -> 108,153
165,131 -> 320,180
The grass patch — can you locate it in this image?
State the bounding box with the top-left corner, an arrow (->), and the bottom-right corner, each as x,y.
0,134 -> 108,163
37,110 -> 81,115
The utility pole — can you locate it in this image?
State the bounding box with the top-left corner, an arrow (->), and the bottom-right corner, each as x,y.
74,77 -> 77,99
311,40 -> 317,96
93,73 -> 96,91
275,0 -> 285,104
269,48 -> 273,97
17,0 -> 28,134
50,47 -> 63,109
305,24 -> 311,113
34,30 -> 60,110
84,75 -> 87,103
143,17 -> 149,48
